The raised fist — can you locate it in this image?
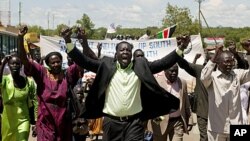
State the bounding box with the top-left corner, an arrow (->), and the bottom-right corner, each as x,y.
60,27 -> 72,43
18,25 -> 28,37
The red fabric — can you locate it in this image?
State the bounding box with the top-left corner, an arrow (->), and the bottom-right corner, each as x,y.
25,62 -> 79,141
163,29 -> 169,38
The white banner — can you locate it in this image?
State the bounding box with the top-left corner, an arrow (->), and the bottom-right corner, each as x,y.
39,35 -> 205,92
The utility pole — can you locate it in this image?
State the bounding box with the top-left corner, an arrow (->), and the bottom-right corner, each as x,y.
47,12 -> 50,35
195,0 -> 218,45
19,1 -> 21,26
195,0 -> 204,34
8,0 -> 11,25
52,14 -> 54,29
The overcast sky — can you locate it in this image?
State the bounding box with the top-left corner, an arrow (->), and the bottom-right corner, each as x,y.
4,0 -> 250,29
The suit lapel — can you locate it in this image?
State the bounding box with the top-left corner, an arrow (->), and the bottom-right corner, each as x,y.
177,78 -> 183,111
109,61 -> 117,79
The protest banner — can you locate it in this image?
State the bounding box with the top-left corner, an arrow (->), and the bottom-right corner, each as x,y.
39,34 -> 205,92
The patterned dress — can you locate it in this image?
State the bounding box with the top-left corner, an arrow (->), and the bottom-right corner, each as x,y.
24,61 -> 79,141
1,74 -> 36,141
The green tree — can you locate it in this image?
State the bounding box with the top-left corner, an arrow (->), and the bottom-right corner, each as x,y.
28,25 -> 46,35
54,24 -> 68,36
76,13 -> 95,38
162,3 -> 199,36
92,27 -> 107,39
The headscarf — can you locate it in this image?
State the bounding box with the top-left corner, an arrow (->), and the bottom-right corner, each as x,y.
44,52 -> 62,66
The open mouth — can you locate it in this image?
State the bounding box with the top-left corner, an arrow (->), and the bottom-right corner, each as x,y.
121,55 -> 129,61
226,67 -> 232,72
171,74 -> 177,77
121,54 -> 128,59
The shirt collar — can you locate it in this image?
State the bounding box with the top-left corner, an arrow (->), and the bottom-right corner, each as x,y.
214,69 -> 235,77
165,78 -> 177,85
116,61 -> 133,71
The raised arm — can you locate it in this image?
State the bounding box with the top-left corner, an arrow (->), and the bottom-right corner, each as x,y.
18,26 -> 31,70
0,56 -> 10,83
193,53 -> 201,64
228,41 -> 249,69
149,35 -> 190,74
61,28 -> 100,73
235,40 -> 250,83
200,45 -> 223,88
149,50 -> 182,74
76,27 -> 99,60
178,57 -> 197,77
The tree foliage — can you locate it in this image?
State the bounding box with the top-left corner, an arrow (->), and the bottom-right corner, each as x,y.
54,24 -> 69,36
76,13 -> 95,37
28,25 -> 46,35
92,27 -> 107,39
202,27 -> 250,50
14,5 -> 250,51
162,3 -> 199,36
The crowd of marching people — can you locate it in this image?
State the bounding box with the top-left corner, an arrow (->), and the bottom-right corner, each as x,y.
0,24 -> 250,141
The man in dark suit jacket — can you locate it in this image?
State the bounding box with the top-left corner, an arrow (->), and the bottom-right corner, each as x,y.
65,32 -> 189,140
177,56 -> 209,141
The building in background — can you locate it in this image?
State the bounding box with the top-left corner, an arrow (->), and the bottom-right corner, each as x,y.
0,0 -> 11,26
204,37 -> 225,49
0,24 -> 19,55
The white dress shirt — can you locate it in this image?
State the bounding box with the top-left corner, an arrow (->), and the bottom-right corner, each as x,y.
164,79 -> 181,118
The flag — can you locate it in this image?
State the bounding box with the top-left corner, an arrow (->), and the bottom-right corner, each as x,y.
107,23 -> 116,33
157,24 -> 177,39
